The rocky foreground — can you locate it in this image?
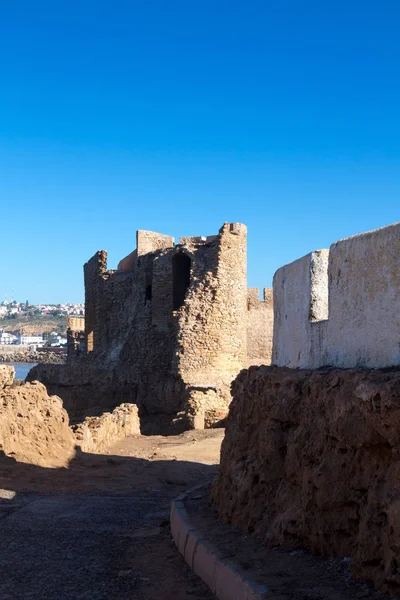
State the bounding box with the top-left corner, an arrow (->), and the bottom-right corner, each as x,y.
0,365 -> 140,466
0,422 -> 221,600
212,365 -> 400,595
0,365 -> 74,466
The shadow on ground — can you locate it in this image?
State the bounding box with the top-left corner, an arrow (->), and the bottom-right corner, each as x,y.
0,444 -> 218,495
0,444 -> 218,600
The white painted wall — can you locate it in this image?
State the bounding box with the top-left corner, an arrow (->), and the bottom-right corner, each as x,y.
273,221 -> 400,369
326,222 -> 400,368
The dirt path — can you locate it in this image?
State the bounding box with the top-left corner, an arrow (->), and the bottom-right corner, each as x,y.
0,430 -> 223,600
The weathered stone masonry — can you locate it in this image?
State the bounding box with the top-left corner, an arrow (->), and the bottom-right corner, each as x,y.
247,287 -> 273,367
30,222 -> 273,429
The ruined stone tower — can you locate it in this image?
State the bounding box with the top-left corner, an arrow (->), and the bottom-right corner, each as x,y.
31,222 -> 273,431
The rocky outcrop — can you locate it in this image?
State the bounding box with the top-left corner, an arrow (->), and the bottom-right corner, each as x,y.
0,375 -> 75,467
72,403 -> 140,452
212,366 -> 400,595
0,367 -> 141,465
0,365 -> 15,388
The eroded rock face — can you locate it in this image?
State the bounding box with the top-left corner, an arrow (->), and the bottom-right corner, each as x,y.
0,380 -> 75,467
0,365 -> 14,388
0,369 -> 142,467
211,366 -> 400,595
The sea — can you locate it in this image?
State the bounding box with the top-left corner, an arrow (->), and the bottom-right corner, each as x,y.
4,362 -> 38,380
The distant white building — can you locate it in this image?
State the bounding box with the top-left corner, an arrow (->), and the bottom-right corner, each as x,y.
18,335 -> 44,346
48,332 -> 67,346
0,330 -> 17,345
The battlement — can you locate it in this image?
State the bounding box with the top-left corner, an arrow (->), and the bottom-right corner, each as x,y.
273,221 -> 400,368
116,223 -> 245,270
247,288 -> 273,309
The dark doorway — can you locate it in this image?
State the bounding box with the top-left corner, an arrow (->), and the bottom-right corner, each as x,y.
172,253 -> 191,310
145,284 -> 152,303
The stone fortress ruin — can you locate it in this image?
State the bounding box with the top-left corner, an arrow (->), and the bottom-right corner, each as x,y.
13,218 -> 400,595
30,222 -> 273,431
30,219 -> 400,430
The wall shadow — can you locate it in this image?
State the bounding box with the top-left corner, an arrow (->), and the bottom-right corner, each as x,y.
0,447 -> 218,600
0,446 -> 218,497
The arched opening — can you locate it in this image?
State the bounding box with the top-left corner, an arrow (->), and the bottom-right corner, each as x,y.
172,253 -> 191,311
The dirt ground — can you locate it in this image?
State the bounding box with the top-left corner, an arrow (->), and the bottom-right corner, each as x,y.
0,430 -> 223,600
1,428 -> 397,600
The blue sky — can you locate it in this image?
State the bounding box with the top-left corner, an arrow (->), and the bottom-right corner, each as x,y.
1,0 -> 399,303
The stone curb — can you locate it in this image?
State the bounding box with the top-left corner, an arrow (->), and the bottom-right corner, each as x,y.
170,483 -> 270,600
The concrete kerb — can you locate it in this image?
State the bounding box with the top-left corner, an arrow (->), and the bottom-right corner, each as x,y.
170,483 -> 270,600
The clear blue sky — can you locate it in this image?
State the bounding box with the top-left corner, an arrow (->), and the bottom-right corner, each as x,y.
1,1 -> 399,304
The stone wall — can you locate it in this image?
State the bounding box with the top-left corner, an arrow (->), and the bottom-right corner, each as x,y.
27,362 -> 130,422
84,250 -> 107,353
136,230 -> 174,256
247,288 -> 273,366
117,249 -> 137,271
273,221 -> 400,369
273,250 -> 329,368
67,316 -> 85,357
175,223 -> 248,416
67,316 -> 85,331
72,403 -> 140,452
212,365 -> 400,595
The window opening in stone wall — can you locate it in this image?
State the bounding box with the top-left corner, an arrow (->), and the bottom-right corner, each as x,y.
145,284 -> 152,303
172,253 -> 191,311
85,308 -> 94,353
144,264 -> 153,305
86,331 -> 94,353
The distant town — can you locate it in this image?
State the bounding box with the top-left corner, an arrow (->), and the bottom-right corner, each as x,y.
0,300 -> 84,347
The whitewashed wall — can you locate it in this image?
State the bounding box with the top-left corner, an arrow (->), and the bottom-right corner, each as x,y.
272,250 -> 328,368
273,222 -> 400,369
